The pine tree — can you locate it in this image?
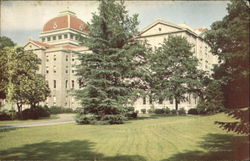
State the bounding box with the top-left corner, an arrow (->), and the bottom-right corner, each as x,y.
149,36 -> 205,115
76,0 -> 148,123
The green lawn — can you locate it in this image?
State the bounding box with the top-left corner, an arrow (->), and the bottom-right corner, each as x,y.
0,113 -> 249,161
0,114 -> 59,124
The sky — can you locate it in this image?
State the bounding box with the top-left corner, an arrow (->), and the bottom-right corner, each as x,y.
0,1 -> 230,46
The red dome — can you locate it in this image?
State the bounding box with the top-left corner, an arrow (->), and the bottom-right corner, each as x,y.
43,14 -> 88,33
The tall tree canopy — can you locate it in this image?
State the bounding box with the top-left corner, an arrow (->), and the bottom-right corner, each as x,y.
0,44 -> 50,111
205,0 -> 249,134
76,0 -> 148,121
0,36 -> 16,49
149,36 -> 205,115
205,0 -> 249,108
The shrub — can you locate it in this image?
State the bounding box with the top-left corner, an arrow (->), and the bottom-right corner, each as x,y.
126,112 -> 137,119
170,109 -> 176,115
154,108 -> 165,114
147,109 -> 154,114
188,108 -> 199,115
75,114 -> 97,124
165,107 -> 171,114
49,106 -> 74,114
141,109 -> 146,114
102,114 -> 127,124
0,110 -> 13,120
178,108 -> 186,115
154,107 -> 171,115
22,106 -> 50,120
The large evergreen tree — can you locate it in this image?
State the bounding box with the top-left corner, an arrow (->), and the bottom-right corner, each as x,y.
76,0 -> 148,122
149,36 -> 205,115
205,0 -> 249,134
205,0 -> 249,108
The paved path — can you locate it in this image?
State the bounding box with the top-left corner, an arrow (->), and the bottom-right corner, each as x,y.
0,114 -> 75,129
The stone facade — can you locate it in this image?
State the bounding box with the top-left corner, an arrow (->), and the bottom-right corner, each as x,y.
24,12 -> 218,112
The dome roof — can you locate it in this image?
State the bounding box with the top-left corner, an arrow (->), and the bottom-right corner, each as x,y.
43,10 -> 88,33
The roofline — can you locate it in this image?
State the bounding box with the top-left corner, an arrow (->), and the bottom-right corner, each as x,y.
23,40 -> 46,49
138,29 -> 203,40
140,19 -> 184,35
41,27 -> 88,35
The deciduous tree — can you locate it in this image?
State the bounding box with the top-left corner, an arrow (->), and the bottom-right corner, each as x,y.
149,36 -> 205,115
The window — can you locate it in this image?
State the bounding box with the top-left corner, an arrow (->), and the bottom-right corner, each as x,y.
149,95 -> 153,104
70,34 -> 74,39
58,35 -> 62,40
66,70 -> 68,73
46,70 -> 49,74
170,99 -> 173,104
53,65 -> 56,73
53,55 -> 56,61
72,70 -> 74,73
42,38 -> 45,42
47,37 -> 51,41
54,80 -> 56,88
159,97 -> 163,104
78,80 -> 83,88
66,55 -> 68,61
143,96 -> 146,105
64,34 -> 68,39
53,36 -> 56,40
72,80 -> 75,89
159,28 -> 162,31
72,58 -> 75,61
65,80 -> 68,88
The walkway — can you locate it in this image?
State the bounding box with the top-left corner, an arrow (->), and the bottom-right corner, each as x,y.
0,114 -> 75,129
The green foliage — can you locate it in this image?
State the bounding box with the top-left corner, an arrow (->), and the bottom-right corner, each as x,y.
205,0 -> 249,108
140,109 -> 146,114
0,110 -> 16,120
0,45 -> 50,111
75,114 -> 97,124
215,107 -> 249,134
178,108 -> 186,115
76,0 -> 148,122
49,106 -> 74,114
197,79 -> 225,114
149,35 -> 205,114
205,0 -> 249,134
22,106 -> 50,120
188,108 -> 199,115
153,107 -> 171,115
0,36 -> 16,49
102,114 -> 127,124
14,74 -> 51,108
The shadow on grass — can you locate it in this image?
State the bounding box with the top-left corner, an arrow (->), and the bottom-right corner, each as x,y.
162,133 -> 250,161
0,140 -> 146,161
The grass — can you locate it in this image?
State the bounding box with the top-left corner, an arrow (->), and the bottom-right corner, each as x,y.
0,114 -> 59,124
0,113 -> 249,161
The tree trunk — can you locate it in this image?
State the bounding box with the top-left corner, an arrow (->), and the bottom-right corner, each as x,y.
17,103 -> 23,119
175,98 -> 179,115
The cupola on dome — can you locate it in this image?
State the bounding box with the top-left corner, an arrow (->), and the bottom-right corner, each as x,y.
43,9 -> 88,33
